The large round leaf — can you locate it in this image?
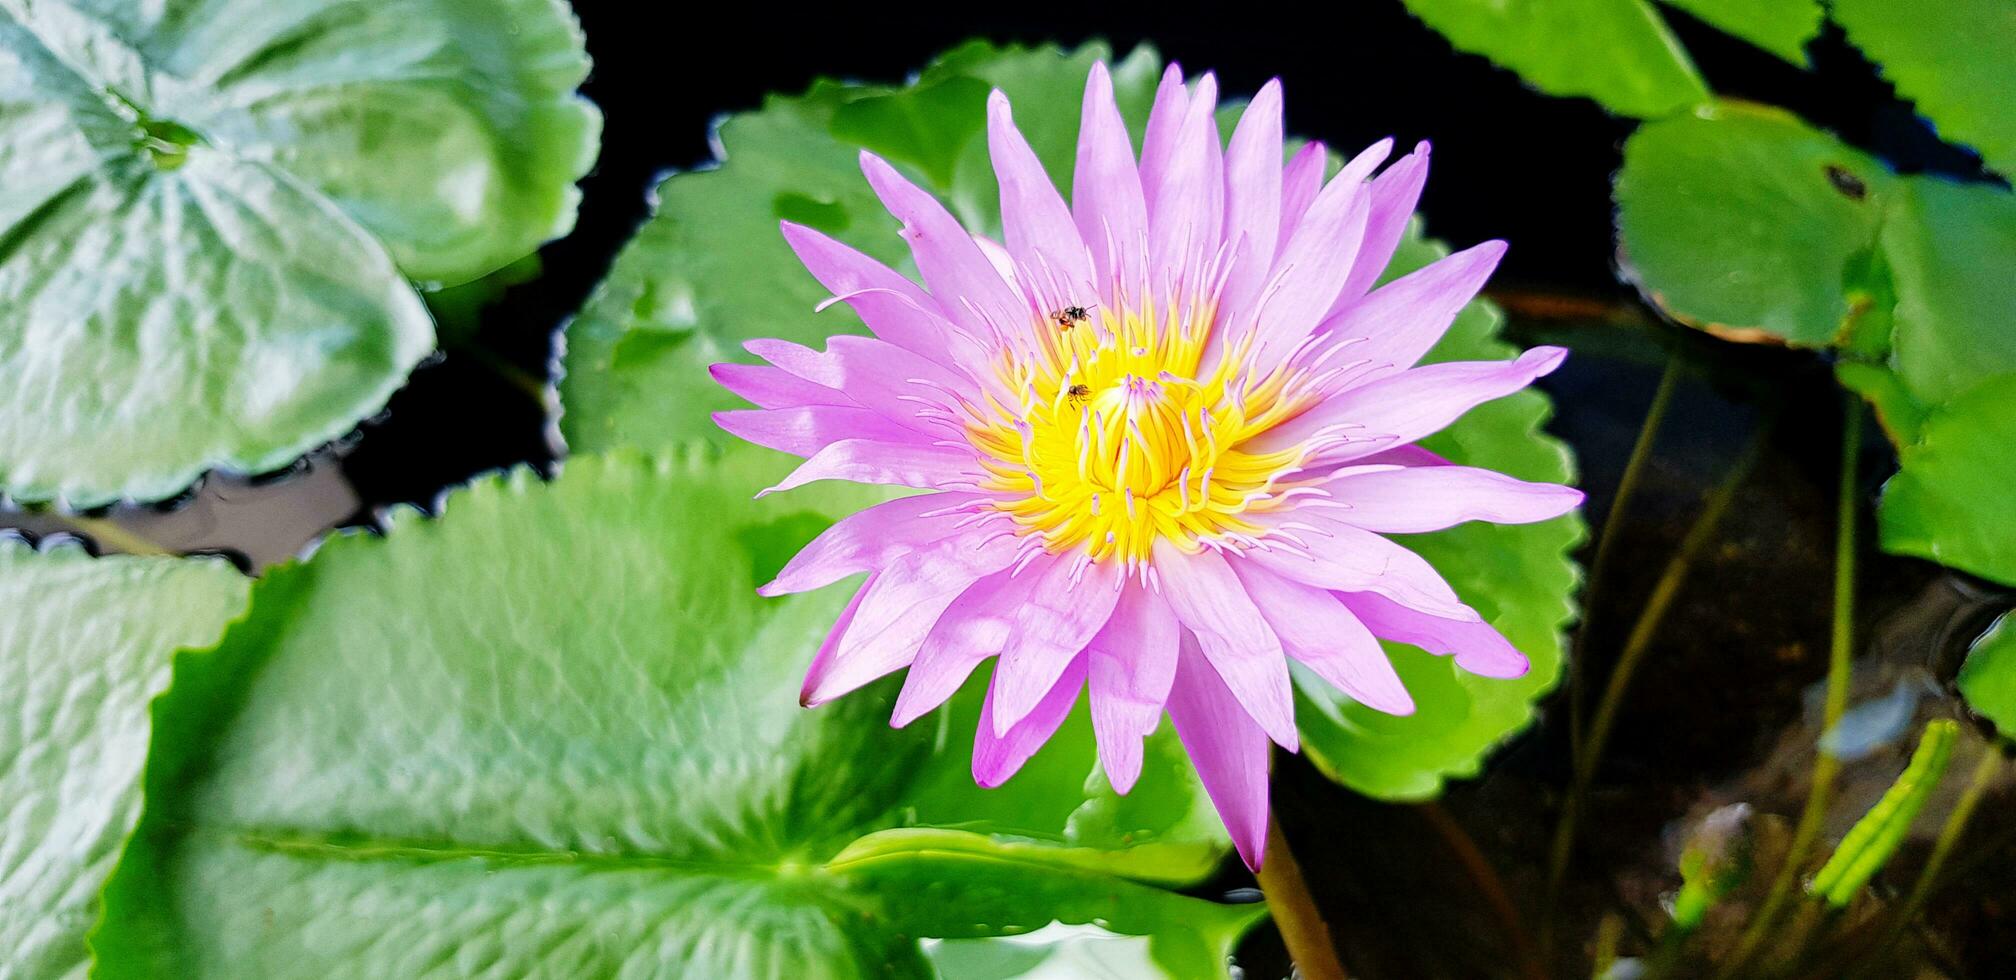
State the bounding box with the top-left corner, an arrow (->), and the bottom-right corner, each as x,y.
95,451 -> 1257,978
0,0 -> 598,505
1659,0 -> 1822,66
1877,375 -> 2016,588
0,540 -> 246,980
1958,612 -> 2016,740
1615,101 -> 1894,349
1292,223 -> 1587,800
1881,177 -> 2016,410
1833,0 -> 2016,179
1398,0 -> 1706,118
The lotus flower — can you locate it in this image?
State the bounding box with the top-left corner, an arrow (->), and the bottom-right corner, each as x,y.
713,61 -> 1581,868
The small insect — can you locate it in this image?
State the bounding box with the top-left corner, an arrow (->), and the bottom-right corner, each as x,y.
1052,305 -> 1092,330
1825,164 -> 1868,201
1066,383 -> 1093,407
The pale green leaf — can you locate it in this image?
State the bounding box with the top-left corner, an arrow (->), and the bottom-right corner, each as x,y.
1958,612 -> 2016,741
1400,0 -> 1707,118
1878,374 -> 2016,588
1660,0 -> 1822,65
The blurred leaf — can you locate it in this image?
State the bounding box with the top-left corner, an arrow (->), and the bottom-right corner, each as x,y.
1880,177 -> 2016,409
0,0 -> 598,505
96,451 -> 1255,978
1615,102 -> 1894,349
1399,0 -> 1707,118
1835,362 -> 1925,446
423,254 -> 545,346
1879,375 -> 2016,588
1833,0 -> 2016,178
559,41 -> 1158,456
1293,221 -> 1587,800
1959,613 -> 2016,740
0,541 -> 246,979
1660,0 -> 1822,66
1808,719 -> 1958,907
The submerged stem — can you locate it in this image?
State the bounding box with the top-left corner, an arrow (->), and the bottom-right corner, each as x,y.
1544,410 -> 1769,950
1257,812 -> 1348,980
1890,747 -> 2004,935
1720,396 -> 1863,977
1417,803 -> 1547,980
52,514 -> 172,556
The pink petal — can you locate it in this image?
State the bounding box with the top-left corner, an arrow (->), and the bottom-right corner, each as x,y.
1338,590 -> 1530,679
762,491 -> 990,596
1166,633 -> 1271,870
712,405 -> 926,458
1232,562 -> 1414,715
974,653 -> 1087,788
780,221 -> 988,372
1152,541 -> 1297,750
1218,79 -> 1285,319
1146,73 -> 1223,293
746,336 -> 970,435
989,559 -> 1124,736
1247,517 -> 1479,622
761,439 -> 980,496
1318,239 -> 1506,381
1248,346 -> 1568,461
709,363 -> 856,412
800,575 -> 875,705
859,151 -> 1032,345
1085,584 -> 1181,794
1274,140 -> 1328,255
1325,463 -> 1583,533
1247,139 -> 1390,362
1073,61 -> 1150,303
1337,141 -> 1432,305
802,536 -> 1022,705
988,90 -> 1095,308
1137,63 -> 1191,205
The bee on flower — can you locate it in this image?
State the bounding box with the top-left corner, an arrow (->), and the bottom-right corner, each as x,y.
711,61 -> 1581,869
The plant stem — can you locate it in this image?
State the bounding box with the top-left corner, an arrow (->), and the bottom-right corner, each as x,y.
1257,811 -> 1348,980
53,514 -> 172,556
1718,395 -> 1863,977
1569,358 -> 1682,770
1543,414 -> 1769,951
1417,803 -> 1547,980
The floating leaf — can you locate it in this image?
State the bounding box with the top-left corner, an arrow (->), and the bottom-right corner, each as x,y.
1880,177 -> 2016,410
1659,0 -> 1823,66
1292,222 -> 1586,800
0,541 -> 246,979
95,451 -> 1258,978
1399,0 -> 1707,118
1878,375 -> 2016,588
1958,613 -> 2016,740
1615,102 -> 1894,348
1808,719 -> 1958,907
0,0 -> 598,504
559,41 -> 1157,456
1833,0 -> 2016,178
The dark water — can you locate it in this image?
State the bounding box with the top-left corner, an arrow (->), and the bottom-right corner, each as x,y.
11,2 -> 2014,976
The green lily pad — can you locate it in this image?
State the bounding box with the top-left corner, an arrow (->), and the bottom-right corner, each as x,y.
1880,177 -> 2016,410
1292,222 -> 1588,800
559,41 -> 1158,456
0,540 -> 247,979
1877,374 -> 2016,588
1398,0 -> 1706,118
0,0 -> 598,505
95,450 -> 1258,978
1958,613 -> 2016,740
1833,0 -> 2016,178
1615,101 -> 1894,349
1660,0 -> 1823,66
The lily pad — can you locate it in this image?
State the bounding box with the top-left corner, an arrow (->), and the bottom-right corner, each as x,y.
559,41 -> 1158,456
1660,0 -> 1823,66
1833,0 -> 2016,178
1615,101 -> 1894,349
1398,0 -> 1706,118
1958,613 -> 2016,740
94,451 -> 1259,978
1877,375 -> 2016,588
0,540 -> 246,980
1880,177 -> 2016,410
0,0 -> 598,505
1292,222 -> 1587,800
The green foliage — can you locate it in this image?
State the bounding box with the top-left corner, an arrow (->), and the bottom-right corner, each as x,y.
1293,223 -> 1586,801
1808,719 -> 1959,907
1833,0 -> 2016,178
1958,614 -> 2016,740
1661,0 -> 1823,66
1880,178 -> 2016,410
1878,376 -> 2016,588
94,451 -> 1256,978
0,541 -> 246,979
0,0 -> 598,505
1398,0 -> 1706,118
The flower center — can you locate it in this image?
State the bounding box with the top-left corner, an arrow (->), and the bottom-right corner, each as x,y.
965,302 -> 1318,565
